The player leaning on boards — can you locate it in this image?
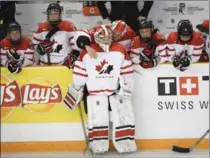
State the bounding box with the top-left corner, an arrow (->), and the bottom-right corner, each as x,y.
129,18 -> 167,69
32,3 -> 79,67
0,21 -> 35,74
167,20 -> 204,71
63,25 -> 137,154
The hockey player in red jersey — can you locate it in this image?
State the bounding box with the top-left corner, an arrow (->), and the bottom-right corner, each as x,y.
63,25 -> 137,154
167,20 -> 204,71
32,3 -> 79,67
129,19 -> 167,69
0,22 -> 35,74
71,20 -> 136,59
196,20 -> 209,62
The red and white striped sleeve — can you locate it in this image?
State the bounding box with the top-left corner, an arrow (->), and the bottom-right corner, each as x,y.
32,23 -> 45,47
120,50 -> 134,78
73,51 -> 88,88
155,34 -> 168,63
23,41 -> 35,66
166,32 -> 177,62
0,40 -> 8,66
191,33 -> 204,63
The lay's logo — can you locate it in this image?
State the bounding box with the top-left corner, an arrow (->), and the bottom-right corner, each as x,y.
1,75 -> 21,107
0,74 -> 63,121
21,78 -> 62,105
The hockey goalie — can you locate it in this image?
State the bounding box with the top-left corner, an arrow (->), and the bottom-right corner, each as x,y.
63,25 -> 137,154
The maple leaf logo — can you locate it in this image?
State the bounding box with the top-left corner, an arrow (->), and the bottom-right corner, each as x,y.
95,59 -> 108,72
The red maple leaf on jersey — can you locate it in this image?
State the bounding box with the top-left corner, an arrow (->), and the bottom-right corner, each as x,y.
95,59 -> 108,72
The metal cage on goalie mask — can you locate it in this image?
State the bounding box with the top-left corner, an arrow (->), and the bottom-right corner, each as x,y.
46,3 -> 62,26
94,25 -> 112,52
111,20 -> 127,41
7,22 -> 22,45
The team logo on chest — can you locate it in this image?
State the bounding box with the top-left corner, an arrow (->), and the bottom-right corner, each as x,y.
95,59 -> 113,74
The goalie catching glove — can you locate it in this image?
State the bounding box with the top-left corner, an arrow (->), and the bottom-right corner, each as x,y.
117,76 -> 134,99
63,84 -> 84,110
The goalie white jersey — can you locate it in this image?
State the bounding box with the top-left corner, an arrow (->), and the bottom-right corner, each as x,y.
73,42 -> 134,95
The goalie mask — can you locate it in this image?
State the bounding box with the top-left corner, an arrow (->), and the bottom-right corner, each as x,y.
47,3 -> 62,26
138,19 -> 154,43
7,22 -> 22,45
111,20 -> 127,41
177,20 -> 193,42
94,25 -> 112,52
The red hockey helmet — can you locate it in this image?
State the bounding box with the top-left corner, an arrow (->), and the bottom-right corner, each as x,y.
196,20 -> 209,35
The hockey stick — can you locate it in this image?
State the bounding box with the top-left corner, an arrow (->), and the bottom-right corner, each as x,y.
78,103 -> 94,156
172,129 -> 209,153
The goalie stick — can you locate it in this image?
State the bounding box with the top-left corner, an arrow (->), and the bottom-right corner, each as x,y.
78,103 -> 94,156
172,129 -> 209,153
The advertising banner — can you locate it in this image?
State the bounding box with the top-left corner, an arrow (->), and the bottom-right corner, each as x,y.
133,63 -> 209,139
0,66 -> 87,124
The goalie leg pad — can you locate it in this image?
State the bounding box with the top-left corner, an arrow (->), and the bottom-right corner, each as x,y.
87,95 -> 109,154
109,95 -> 137,153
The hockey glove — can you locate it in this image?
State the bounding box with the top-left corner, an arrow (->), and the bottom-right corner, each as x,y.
180,55 -> 191,71
69,50 -> 80,68
6,49 -> 25,67
172,55 -> 182,70
140,56 -> 160,69
6,60 -> 22,74
37,40 -> 55,55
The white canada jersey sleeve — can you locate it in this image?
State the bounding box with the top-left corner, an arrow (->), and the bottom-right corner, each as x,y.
32,20 -> 77,65
73,43 -> 134,95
